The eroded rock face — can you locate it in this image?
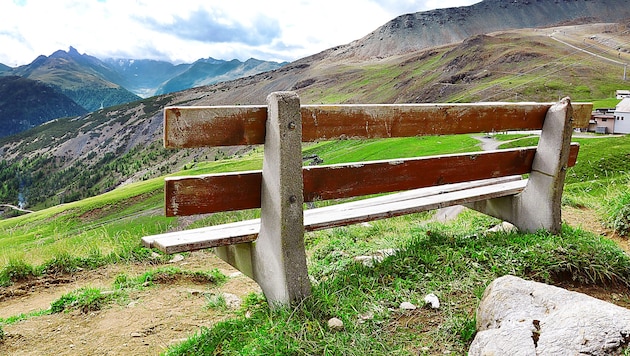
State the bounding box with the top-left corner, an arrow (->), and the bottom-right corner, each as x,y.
470,275 -> 630,356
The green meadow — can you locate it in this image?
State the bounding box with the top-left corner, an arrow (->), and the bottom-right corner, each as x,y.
1,133 -> 629,354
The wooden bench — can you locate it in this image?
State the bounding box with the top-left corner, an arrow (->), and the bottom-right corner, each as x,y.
142,92 -> 591,306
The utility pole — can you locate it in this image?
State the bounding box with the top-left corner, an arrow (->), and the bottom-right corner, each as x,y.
624,64 -> 627,81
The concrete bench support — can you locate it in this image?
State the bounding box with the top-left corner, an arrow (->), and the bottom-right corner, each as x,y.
215,92 -> 311,306
467,97 -> 573,233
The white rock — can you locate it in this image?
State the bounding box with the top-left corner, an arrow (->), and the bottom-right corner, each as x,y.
354,249 -> 398,267
469,275 -> 630,356
486,221 -> 517,233
400,302 -> 417,310
328,317 -> 344,330
424,293 -> 440,309
354,255 -> 379,267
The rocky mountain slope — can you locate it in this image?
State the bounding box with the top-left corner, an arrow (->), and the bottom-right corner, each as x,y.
338,0 -> 630,59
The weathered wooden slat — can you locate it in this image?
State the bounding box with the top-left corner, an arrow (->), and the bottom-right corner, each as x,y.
164,105 -> 267,148
141,219 -> 260,253
143,177 -> 527,254
164,103 -> 592,148
164,143 -> 579,217
305,178 -> 528,231
166,170 -> 261,217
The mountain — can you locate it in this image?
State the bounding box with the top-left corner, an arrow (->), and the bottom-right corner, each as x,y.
1,0 -> 629,210
101,58 -> 191,98
154,57 -> 287,95
0,76 -> 87,138
0,63 -> 10,73
10,47 -> 141,112
338,0 -> 630,59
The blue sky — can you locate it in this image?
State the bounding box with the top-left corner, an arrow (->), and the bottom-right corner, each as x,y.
1,0 -> 480,66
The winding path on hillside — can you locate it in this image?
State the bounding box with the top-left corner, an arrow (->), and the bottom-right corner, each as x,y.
0,204 -> 34,214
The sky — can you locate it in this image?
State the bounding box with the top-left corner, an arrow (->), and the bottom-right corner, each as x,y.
0,0 -> 481,67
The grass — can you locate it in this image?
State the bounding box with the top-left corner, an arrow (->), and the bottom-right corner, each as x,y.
162,132 -> 630,355
604,189 -> 630,236
165,221 -> 630,355
1,129 -> 629,354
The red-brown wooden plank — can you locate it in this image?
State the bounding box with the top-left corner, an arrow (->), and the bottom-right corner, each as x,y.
166,170 -> 261,216
164,106 -> 267,148
165,144 -> 579,216
164,103 -> 592,148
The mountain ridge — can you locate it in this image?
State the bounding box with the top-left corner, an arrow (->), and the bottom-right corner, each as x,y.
337,0 -> 630,59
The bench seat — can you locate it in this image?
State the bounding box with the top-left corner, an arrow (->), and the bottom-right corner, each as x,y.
142,175 -> 526,254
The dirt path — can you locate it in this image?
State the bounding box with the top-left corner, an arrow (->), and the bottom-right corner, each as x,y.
0,251 -> 260,355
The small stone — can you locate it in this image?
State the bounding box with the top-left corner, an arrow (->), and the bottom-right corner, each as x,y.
359,312 -> 374,320
168,254 -> 185,263
424,293 -> 440,309
222,293 -> 242,309
400,302 -> 417,310
228,271 -> 243,278
130,332 -> 144,338
486,221 -> 517,234
150,252 -> 161,258
328,317 -> 344,331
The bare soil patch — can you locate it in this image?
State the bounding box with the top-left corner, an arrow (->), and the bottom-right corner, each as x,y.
0,251 -> 260,355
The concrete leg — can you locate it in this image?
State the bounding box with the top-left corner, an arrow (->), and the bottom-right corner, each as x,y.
469,98 -> 574,233
250,91 -> 311,307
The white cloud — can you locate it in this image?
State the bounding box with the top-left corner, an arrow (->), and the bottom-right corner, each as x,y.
0,0 -> 481,66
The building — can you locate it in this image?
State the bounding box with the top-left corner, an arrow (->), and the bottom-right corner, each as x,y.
614,98 -> 630,134
616,90 -> 630,99
589,108 -> 615,134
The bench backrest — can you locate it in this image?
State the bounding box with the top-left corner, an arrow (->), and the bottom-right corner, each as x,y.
163,101 -> 590,217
